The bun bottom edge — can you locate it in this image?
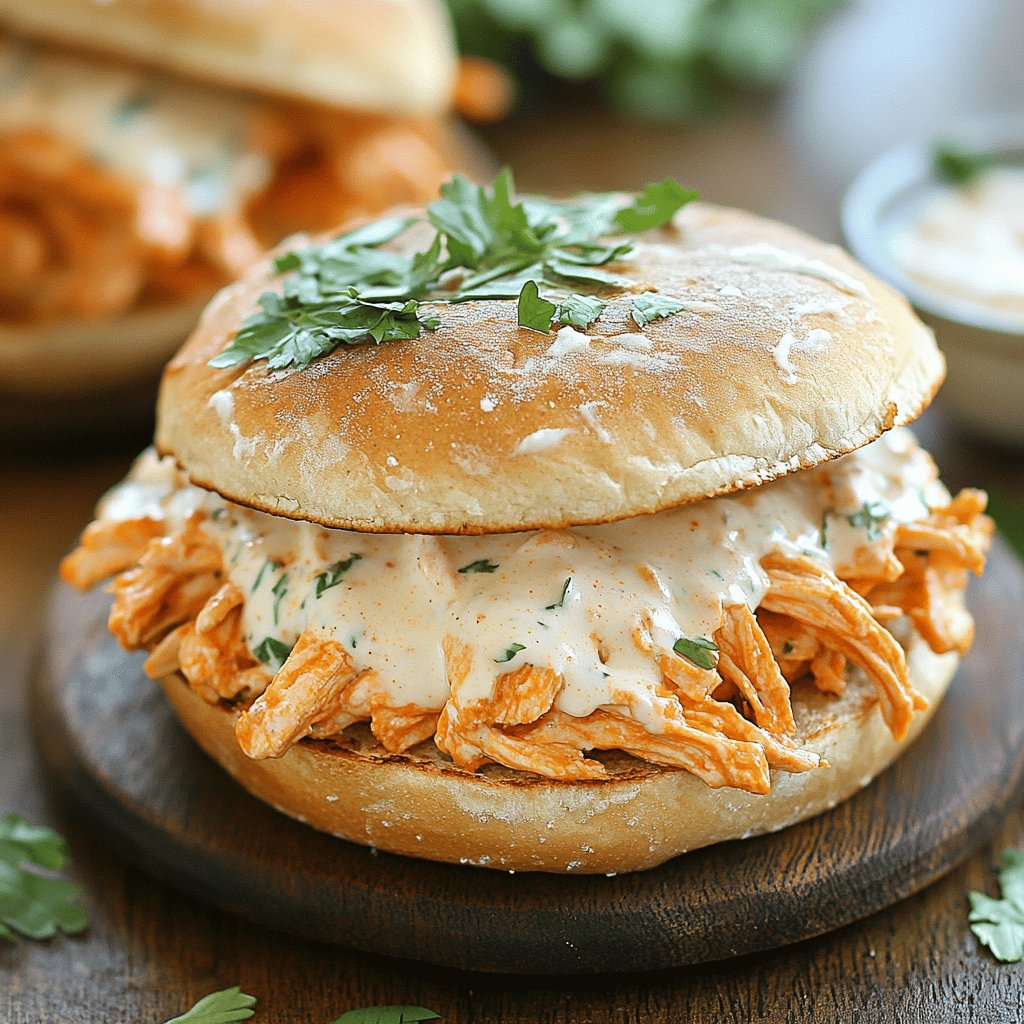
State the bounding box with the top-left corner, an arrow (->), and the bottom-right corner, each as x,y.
157,635 -> 959,874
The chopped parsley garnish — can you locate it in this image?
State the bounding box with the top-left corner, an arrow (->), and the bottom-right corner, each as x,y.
208,168 -> 698,371
271,572 -> 289,626
517,279 -> 557,333
969,849 -> 1024,962
315,553 -> 364,598
332,1008 -> 440,1024
672,635 -> 719,671
251,558 -> 281,592
933,141 -> 994,186
495,642 -> 526,664
848,501 -> 892,541
164,986 -> 257,1023
782,641 -> 795,656
630,291 -> 687,328
819,509 -> 831,550
517,281 -> 607,333
208,290 -> 438,373
545,578 -> 572,610
612,179 -> 700,233
252,637 -> 293,670
0,813 -> 88,942
458,558 -> 499,574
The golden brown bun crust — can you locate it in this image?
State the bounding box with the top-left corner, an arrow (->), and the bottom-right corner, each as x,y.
159,634 -> 957,874
157,204 -> 945,533
0,0 -> 457,116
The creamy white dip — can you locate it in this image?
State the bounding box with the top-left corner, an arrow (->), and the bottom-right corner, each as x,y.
889,166 -> 1024,324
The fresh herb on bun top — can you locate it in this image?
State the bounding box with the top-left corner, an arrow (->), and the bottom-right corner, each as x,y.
63,171 -> 992,873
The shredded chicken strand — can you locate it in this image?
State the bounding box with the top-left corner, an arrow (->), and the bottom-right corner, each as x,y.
65,481 -> 992,793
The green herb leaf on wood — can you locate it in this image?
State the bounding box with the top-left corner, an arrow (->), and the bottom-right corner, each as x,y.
0,814 -> 87,942
332,1007 -> 441,1024
163,986 -> 257,1024
969,850 -> 1024,962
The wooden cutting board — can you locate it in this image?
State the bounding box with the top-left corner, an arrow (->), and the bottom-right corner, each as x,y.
30,538 -> 1024,975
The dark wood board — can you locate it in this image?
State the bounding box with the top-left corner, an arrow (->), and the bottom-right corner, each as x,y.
29,538 -> 1024,976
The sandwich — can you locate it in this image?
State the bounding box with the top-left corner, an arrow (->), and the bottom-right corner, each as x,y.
61,170 -> 992,873
0,0 -> 467,394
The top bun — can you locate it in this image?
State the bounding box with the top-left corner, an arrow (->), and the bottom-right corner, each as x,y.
156,202 -> 944,534
0,0 -> 457,116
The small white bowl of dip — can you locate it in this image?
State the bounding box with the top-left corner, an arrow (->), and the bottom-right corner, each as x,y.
843,117 -> 1024,446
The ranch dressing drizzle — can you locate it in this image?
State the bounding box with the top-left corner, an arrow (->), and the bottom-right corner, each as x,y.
101,429 -> 946,722
0,39 -> 269,214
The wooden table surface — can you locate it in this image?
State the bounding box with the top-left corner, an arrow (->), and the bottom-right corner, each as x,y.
3,107 -> 1024,1023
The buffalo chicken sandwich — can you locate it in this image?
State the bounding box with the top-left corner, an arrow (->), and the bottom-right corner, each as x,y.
0,0 -> 466,392
62,172 -> 992,873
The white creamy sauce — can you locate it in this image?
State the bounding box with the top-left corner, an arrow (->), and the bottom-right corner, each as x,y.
106,430 -> 945,723
515,427 -> 574,454
715,243 -> 869,298
0,39 -> 269,212
772,328 -> 833,383
888,166 -> 1024,322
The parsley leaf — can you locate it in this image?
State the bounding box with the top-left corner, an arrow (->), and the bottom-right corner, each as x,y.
163,986 -> 257,1023
495,642 -> 526,664
848,501 -> 891,541
545,578 -> 572,610
672,635 -> 719,671
517,280 -> 558,332
209,290 -> 438,373
556,293 -> 606,329
458,559 -> 499,574
207,168 -> 698,372
819,509 -> 831,550
631,292 -> 687,328
0,814 -> 88,942
969,850 -> 1024,962
315,553 -> 363,598
252,637 -> 293,670
271,572 -> 289,626
934,141 -> 994,186
332,1008 -> 440,1024
613,179 -> 699,233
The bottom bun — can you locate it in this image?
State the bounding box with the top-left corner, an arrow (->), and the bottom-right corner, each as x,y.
158,631 -> 958,874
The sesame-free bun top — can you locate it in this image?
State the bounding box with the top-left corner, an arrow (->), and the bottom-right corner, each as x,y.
156,203 -> 945,534
0,0 -> 457,117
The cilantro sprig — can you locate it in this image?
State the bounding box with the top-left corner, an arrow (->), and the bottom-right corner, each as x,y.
315,553 -> 364,598
252,637 -> 293,670
517,281 -> 607,332
209,168 -> 698,371
495,642 -> 526,664
969,849 -> 1024,962
672,635 -> 719,671
631,292 -> 687,328
848,501 -> 891,541
164,986 -> 257,1023
0,813 -> 87,942
933,141 -> 994,187
458,558 -> 499,574
333,1008 -> 440,1024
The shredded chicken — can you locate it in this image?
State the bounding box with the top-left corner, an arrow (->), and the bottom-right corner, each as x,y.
62,477 -> 992,794
3,107 -> 451,322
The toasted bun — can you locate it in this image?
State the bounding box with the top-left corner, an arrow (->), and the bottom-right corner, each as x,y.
158,631 -> 957,873
157,203 -> 945,534
0,0 -> 457,116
